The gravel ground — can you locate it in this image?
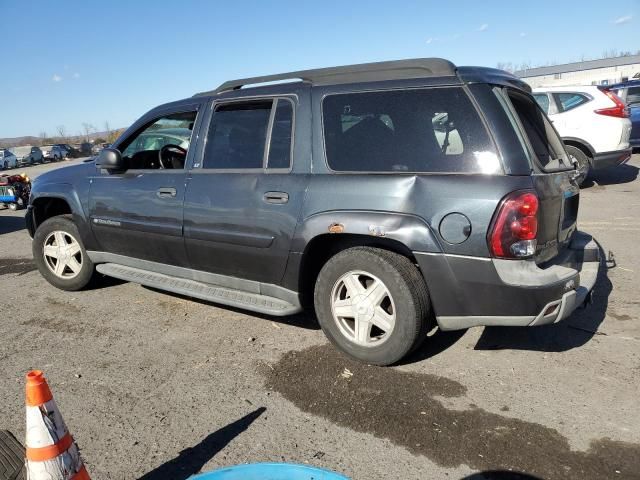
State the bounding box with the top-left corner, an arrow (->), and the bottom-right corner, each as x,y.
0,156 -> 639,479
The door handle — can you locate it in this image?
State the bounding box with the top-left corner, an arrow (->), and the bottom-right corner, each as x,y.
263,191 -> 289,204
157,187 -> 177,198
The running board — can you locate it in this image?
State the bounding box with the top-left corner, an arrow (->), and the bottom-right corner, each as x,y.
96,263 -> 301,316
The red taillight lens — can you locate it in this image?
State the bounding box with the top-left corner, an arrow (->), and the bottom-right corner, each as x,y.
489,191 -> 539,258
595,90 -> 629,118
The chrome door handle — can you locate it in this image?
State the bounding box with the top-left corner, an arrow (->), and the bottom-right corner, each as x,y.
157,187 -> 177,198
263,191 -> 289,204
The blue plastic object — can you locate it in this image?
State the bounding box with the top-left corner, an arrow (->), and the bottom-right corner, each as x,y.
190,463 -> 350,480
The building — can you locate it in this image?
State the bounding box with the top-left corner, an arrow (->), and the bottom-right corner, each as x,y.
514,55 -> 640,88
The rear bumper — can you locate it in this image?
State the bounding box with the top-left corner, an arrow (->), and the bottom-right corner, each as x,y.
591,147 -> 632,169
414,231 -> 600,330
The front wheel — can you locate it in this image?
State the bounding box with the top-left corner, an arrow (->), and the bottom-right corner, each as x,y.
314,247 -> 432,366
32,215 -> 95,291
566,146 -> 590,186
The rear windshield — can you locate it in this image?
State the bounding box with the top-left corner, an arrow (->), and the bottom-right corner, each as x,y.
506,90 -> 572,171
322,87 -> 501,174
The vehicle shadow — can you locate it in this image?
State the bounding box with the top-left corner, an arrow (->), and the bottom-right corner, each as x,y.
398,327 -> 467,365
0,213 -> 26,235
474,257 -> 612,353
138,407 -> 266,480
582,163 -> 639,188
461,472 -> 542,479
142,286 -> 320,330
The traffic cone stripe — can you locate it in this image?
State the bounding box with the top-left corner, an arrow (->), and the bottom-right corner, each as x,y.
71,465 -> 91,480
25,431 -> 73,461
25,370 -> 53,406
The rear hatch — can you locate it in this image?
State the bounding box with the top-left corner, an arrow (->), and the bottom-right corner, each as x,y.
505,89 -> 579,263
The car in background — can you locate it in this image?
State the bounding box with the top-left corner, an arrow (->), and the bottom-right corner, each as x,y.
55,144 -> 79,158
41,145 -> 53,162
12,146 -> 44,165
0,149 -> 19,169
80,142 -> 94,156
607,80 -> 640,150
48,145 -> 68,161
533,85 -> 632,183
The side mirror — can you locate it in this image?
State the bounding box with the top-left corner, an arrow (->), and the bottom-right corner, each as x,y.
96,148 -> 124,172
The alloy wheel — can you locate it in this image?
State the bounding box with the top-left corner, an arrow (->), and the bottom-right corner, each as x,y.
330,270 -> 396,347
42,230 -> 83,279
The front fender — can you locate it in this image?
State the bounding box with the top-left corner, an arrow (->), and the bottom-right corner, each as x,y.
291,210 -> 443,253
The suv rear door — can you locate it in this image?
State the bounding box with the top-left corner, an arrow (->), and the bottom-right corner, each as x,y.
501,88 -> 579,263
183,95 -> 307,285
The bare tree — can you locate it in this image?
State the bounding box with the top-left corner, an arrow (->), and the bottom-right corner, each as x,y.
81,122 -> 95,142
56,125 -> 67,141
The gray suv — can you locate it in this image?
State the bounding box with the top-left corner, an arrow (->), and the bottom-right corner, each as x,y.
26,59 -> 600,365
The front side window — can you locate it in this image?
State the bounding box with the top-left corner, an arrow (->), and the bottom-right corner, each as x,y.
120,111 -> 196,169
554,92 -> 589,112
322,87 -> 500,173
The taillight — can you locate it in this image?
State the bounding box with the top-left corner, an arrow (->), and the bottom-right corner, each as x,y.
488,191 -> 539,258
595,90 -> 629,118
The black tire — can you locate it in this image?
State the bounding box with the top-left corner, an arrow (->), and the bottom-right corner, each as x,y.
32,215 -> 95,291
565,145 -> 590,186
314,247 -> 432,366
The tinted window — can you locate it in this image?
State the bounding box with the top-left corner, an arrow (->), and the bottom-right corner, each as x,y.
627,86 -> 640,105
204,101 -> 272,169
554,92 -> 589,112
322,87 -> 500,173
267,99 -> 293,169
533,94 -> 550,113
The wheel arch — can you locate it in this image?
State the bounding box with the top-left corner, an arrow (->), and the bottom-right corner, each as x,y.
29,185 -> 85,234
290,211 -> 441,307
563,137 -> 595,162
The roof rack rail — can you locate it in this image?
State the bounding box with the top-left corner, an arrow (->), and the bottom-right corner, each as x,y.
194,58 -> 457,97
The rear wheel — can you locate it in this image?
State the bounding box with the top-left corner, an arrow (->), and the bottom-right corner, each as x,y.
566,145 -> 590,186
314,247 -> 431,366
32,215 -> 95,291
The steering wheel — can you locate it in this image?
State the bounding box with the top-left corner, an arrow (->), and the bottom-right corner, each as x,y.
158,144 -> 187,169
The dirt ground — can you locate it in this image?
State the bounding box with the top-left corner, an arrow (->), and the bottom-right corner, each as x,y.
0,156 -> 639,479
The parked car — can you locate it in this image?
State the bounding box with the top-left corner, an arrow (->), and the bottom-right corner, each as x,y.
532,86 -> 632,183
48,145 -> 68,161
56,144 -> 79,158
27,58 -> 601,365
607,80 -> 640,150
12,146 -> 44,165
0,149 -> 18,169
80,142 -> 94,156
41,145 -> 53,162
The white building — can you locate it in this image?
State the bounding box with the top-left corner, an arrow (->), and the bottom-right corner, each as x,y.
514,55 -> 640,88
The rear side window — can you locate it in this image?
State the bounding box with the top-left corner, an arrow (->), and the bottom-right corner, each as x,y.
203,99 -> 294,170
204,101 -> 272,169
553,92 -> 589,112
322,87 -> 501,174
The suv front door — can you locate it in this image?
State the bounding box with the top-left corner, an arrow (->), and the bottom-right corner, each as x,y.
183,96 -> 306,285
88,105 -> 202,267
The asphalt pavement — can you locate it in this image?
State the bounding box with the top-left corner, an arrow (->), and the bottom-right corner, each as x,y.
0,156 -> 638,479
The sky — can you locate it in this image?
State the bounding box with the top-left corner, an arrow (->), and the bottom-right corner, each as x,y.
1,0 -> 638,139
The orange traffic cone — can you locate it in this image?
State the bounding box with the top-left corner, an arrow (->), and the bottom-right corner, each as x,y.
24,370 -> 90,480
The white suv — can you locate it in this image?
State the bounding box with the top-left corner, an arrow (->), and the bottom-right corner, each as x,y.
0,149 -> 18,169
532,85 -> 632,183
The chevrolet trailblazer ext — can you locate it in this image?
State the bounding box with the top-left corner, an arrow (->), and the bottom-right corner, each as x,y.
27,59 -> 600,365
